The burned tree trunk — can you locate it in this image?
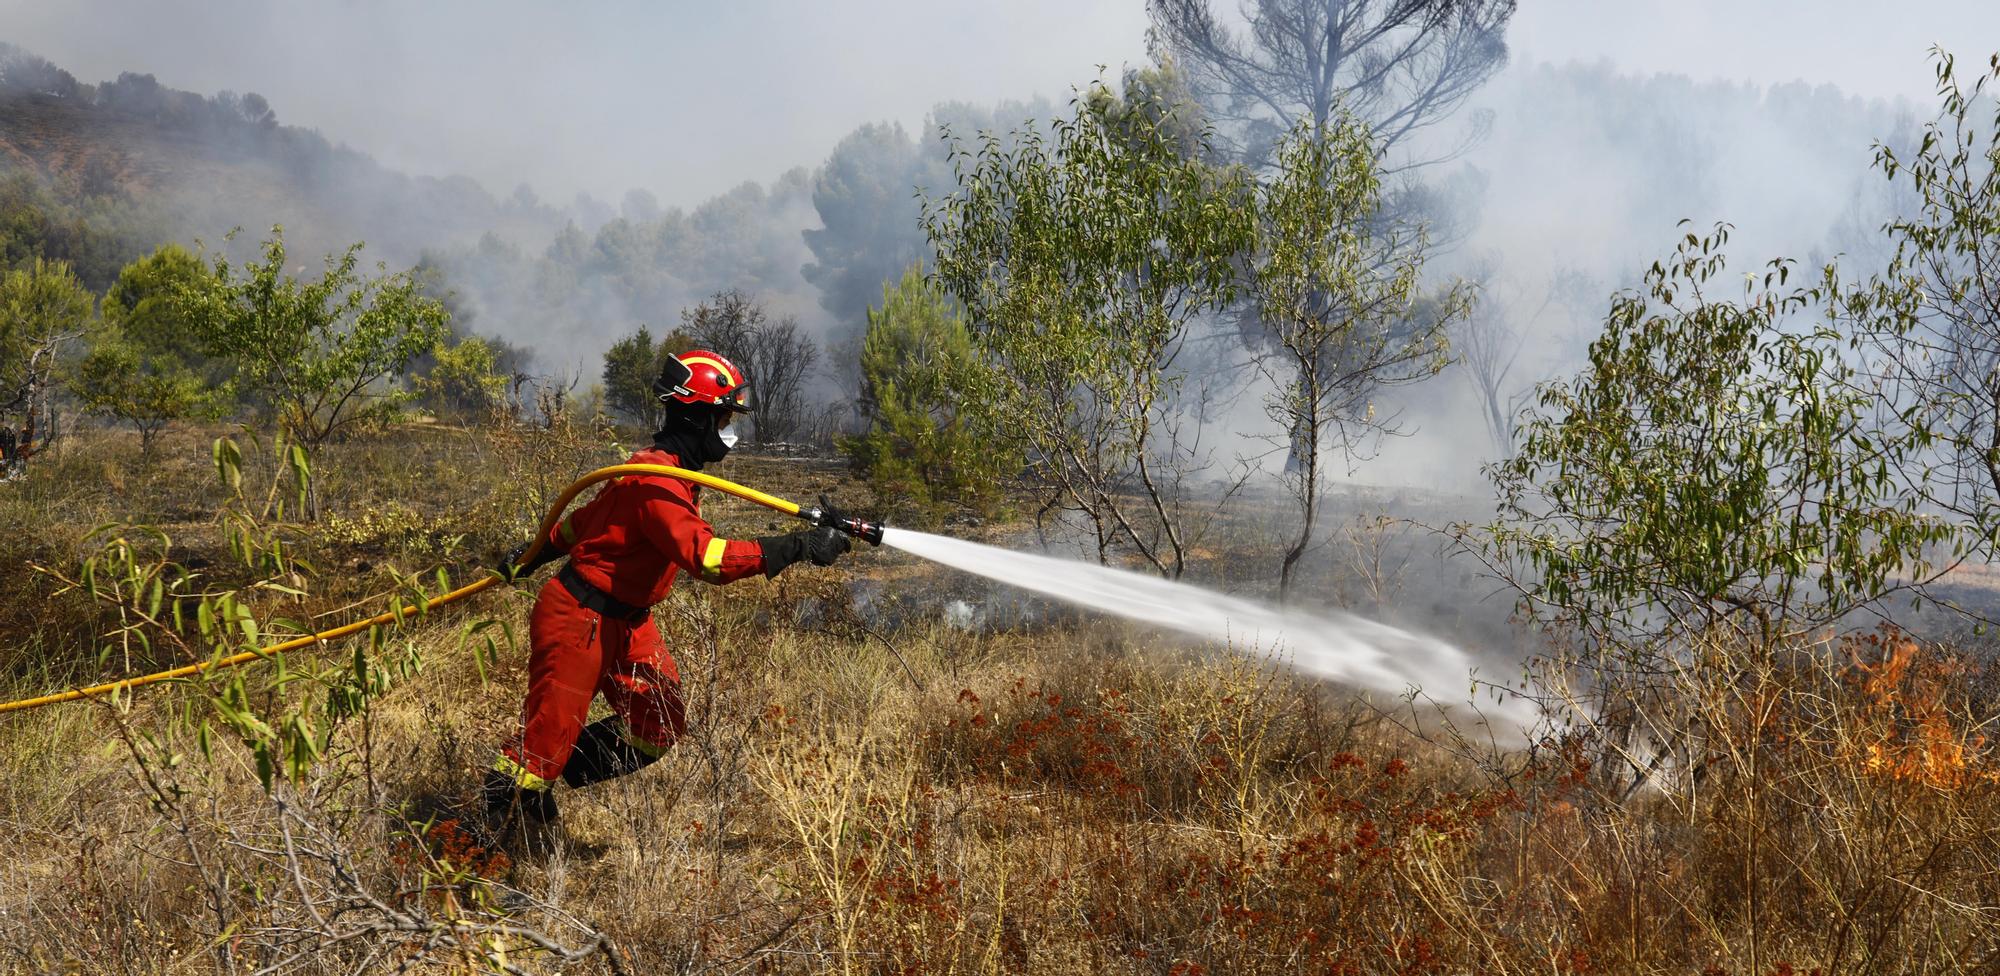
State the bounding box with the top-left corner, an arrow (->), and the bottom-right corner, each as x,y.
5,336 -> 73,468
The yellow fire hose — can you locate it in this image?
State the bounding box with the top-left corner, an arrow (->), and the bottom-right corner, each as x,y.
0,463 -> 855,716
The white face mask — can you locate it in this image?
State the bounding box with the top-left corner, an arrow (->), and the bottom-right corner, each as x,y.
719,429 -> 739,449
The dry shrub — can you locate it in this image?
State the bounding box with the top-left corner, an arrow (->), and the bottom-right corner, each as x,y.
1672,632 -> 2000,972
10,422 -> 2000,973
1512,629 -> 2000,973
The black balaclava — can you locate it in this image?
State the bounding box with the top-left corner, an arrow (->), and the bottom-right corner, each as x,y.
652,404 -> 730,470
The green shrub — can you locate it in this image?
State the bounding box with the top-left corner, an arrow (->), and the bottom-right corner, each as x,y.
68,333 -> 222,454
176,227 -> 449,445
102,243 -> 228,388
414,334 -> 508,420
600,324 -> 696,429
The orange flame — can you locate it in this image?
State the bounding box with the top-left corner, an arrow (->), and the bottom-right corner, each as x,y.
1850,639 -> 1997,789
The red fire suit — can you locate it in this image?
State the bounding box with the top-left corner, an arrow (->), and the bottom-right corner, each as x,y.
494,447 -> 767,790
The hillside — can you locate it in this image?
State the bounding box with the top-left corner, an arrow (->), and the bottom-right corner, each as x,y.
0,41 -> 566,277
0,41 -> 838,377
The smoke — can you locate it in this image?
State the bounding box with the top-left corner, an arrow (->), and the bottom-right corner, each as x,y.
1348,60 -> 1922,493
0,1 -> 1132,402
0,1 -> 1149,204
2,3 -> 1990,480
417,171 -> 830,382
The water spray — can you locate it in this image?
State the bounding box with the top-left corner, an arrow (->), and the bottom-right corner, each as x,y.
881,529 -> 1538,736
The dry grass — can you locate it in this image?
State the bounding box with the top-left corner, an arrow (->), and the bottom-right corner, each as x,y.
0,423 -> 1998,973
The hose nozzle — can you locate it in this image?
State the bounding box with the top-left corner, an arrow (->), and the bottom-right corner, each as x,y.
799,499 -> 886,546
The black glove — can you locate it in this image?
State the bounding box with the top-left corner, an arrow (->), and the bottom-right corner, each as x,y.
496,539 -> 564,582
802,526 -> 852,566
814,494 -> 852,528
756,526 -> 851,578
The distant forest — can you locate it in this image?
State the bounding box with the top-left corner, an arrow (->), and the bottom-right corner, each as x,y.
0,39 -> 1918,418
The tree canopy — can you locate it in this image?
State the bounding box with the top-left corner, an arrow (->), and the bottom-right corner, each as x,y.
176,228 -> 450,444
1148,0 -> 1515,170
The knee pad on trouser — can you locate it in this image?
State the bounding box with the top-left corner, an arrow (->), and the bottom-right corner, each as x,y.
561,716 -> 664,788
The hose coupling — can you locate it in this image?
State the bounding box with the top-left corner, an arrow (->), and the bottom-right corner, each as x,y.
799,503 -> 886,546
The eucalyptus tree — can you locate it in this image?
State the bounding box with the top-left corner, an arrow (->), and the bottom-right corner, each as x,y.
1255,119 -> 1468,599
1487,223 -> 1967,659
925,82 -> 1257,577
1153,0 -> 1513,481
1838,50 -> 2000,554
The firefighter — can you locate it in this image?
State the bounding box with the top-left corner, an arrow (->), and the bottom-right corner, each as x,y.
484,349 -> 852,833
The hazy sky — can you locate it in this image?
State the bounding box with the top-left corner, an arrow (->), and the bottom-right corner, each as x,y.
1508,0 -> 2000,106
5,0 -> 1998,207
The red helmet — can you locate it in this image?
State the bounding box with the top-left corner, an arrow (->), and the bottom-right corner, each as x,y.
654,349 -> 751,413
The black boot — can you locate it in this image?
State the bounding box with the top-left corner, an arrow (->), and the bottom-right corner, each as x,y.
483,769 -> 558,830
562,718 -> 663,788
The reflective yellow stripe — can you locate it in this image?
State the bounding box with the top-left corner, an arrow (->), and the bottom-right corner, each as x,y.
701,537 -> 728,579
492,754 -> 549,791
680,355 -> 739,387
620,722 -> 670,758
